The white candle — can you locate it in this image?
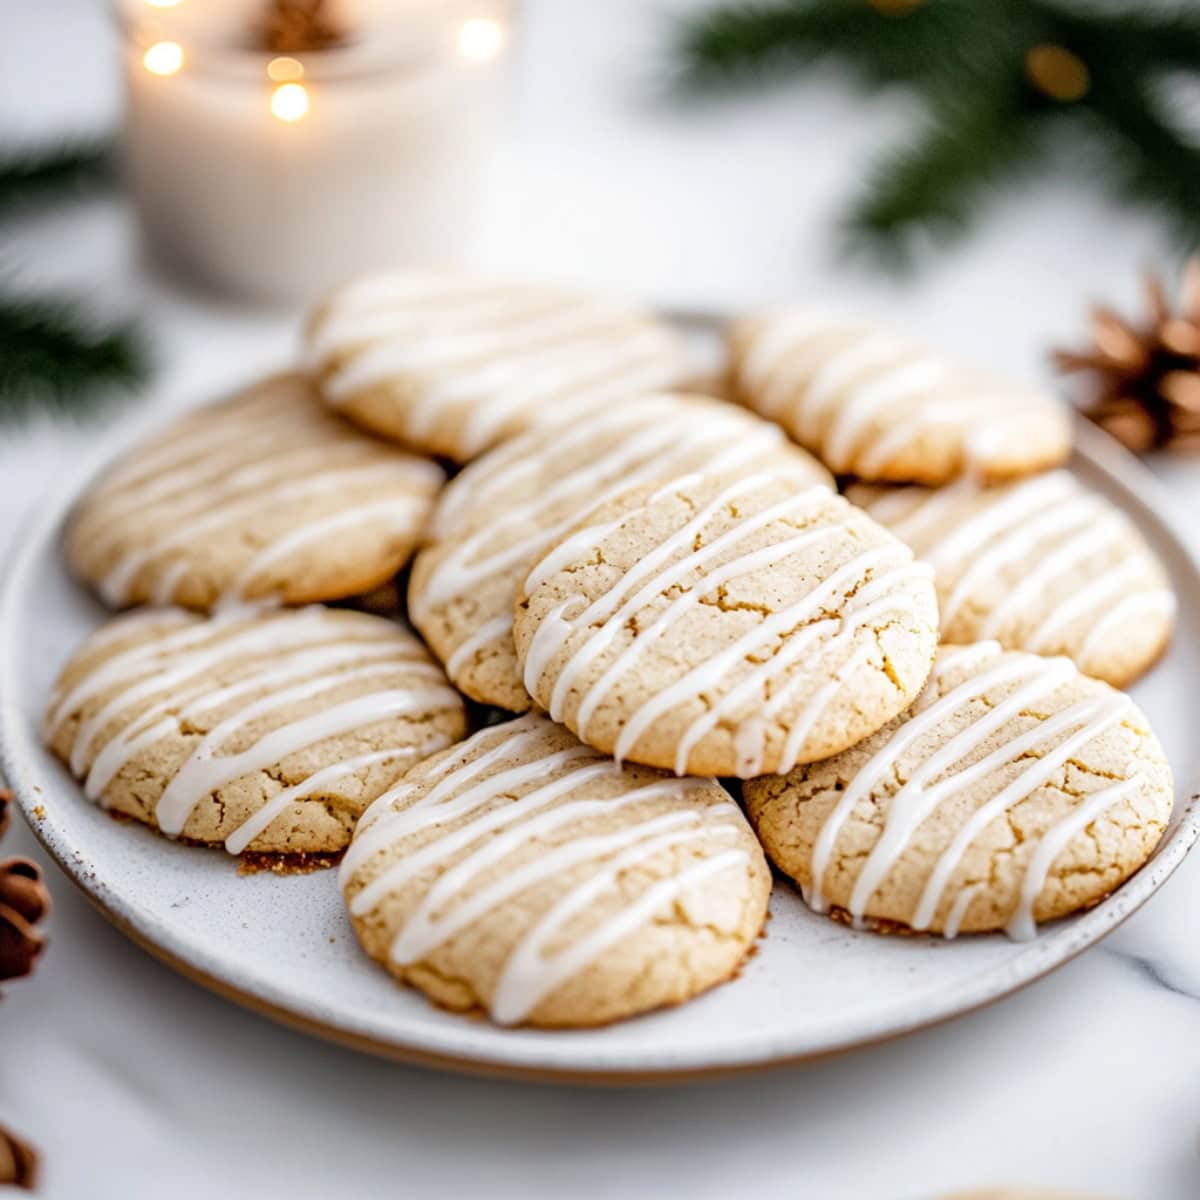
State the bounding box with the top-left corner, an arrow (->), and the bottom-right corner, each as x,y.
118,0 -> 511,304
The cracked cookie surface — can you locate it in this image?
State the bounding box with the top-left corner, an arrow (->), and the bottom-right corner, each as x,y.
847,472 -> 1175,687
68,372 -> 445,612
339,713 -> 770,1027
305,271 -> 690,463
512,472 -> 940,777
409,392 -> 833,712
744,643 -> 1173,937
728,308 -> 1071,484
44,606 -> 466,857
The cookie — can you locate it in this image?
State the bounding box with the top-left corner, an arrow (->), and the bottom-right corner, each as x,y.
512,471 -> 939,777
728,309 -> 1072,484
305,271 -> 690,462
848,471 -> 1175,687
44,606 -> 466,856
409,393 -> 833,711
68,372 -> 444,612
339,713 -> 770,1027
744,643 -> 1173,938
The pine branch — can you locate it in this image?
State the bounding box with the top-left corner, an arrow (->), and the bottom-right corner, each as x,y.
1077,65 -> 1200,252
842,87 -> 1050,266
672,0 -> 1030,97
0,294 -> 148,423
0,139 -> 112,217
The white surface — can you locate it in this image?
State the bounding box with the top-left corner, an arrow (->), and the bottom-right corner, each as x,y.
2,1 -> 1200,1196
8,411 -> 1199,1084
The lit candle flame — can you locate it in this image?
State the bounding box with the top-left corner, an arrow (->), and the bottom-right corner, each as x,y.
143,41 -> 184,76
458,17 -> 504,61
271,82 -> 310,122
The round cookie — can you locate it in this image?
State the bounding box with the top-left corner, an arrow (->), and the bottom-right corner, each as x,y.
512,471 -> 940,777
728,308 -> 1072,484
68,372 -> 445,612
339,713 -> 771,1027
744,642 -> 1173,938
44,606 -> 466,857
409,393 -> 833,712
305,271 -> 690,463
848,471 -> 1175,687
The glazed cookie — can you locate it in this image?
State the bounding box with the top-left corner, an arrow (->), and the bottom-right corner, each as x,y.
848,471 -> 1175,687
409,394 -> 833,711
512,472 -> 940,777
728,308 -> 1072,484
44,606 -> 466,857
305,271 -> 690,462
339,713 -> 771,1027
744,643 -> 1173,938
68,372 -> 445,612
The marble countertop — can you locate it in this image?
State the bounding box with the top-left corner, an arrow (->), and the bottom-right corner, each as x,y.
2,3 -> 1199,1197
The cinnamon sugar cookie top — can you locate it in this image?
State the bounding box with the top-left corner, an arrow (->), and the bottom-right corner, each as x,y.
44,606 -> 466,857
848,471 -> 1175,687
306,271 -> 691,462
729,309 -> 1071,484
340,713 -> 770,1027
513,471 -> 939,777
409,393 -> 832,712
745,643 -> 1172,938
69,372 -> 444,612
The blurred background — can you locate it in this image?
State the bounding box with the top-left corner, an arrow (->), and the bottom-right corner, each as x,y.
3,2 -> 1200,1197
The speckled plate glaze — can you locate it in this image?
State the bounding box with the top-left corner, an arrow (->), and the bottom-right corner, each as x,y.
3,382 -> 1199,1083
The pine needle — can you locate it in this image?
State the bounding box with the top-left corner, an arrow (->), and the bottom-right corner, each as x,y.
0,294 -> 148,424
668,0 -> 1200,264
0,139 -> 112,217
843,87 -> 1051,267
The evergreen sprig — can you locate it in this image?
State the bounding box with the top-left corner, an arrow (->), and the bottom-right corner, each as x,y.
0,138 -> 148,423
672,0 -> 1200,266
0,294 -> 147,422
0,139 -> 112,217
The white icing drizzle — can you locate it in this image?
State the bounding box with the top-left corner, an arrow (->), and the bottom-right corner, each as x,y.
523,474 -> 818,709
805,645 -> 1144,940
942,882 -> 982,940
308,273 -> 688,458
854,472 -> 1175,671
1004,777 -> 1141,941
1074,590 -> 1177,672
520,473 -> 928,775
339,718 -> 747,1026
444,616 -> 514,678
218,496 -> 428,609
736,308 -> 1064,475
414,395 -> 825,664
99,463 -> 426,608
909,693 -> 1130,931
74,377 -> 442,609
223,746 -> 424,856
52,609 -> 460,853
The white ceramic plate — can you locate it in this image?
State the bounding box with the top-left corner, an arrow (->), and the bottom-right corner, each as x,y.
4,407 -> 1199,1083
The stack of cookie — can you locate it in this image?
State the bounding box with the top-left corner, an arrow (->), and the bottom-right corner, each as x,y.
44,273 -> 1177,1029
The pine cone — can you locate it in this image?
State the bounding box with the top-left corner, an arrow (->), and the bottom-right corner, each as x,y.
0,858 -> 50,983
1055,259 -> 1200,454
0,1126 -> 38,1191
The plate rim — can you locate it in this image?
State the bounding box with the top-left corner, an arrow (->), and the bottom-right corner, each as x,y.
4,404 -> 1199,1085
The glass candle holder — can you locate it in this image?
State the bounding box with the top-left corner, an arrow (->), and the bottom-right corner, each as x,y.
116,0 -> 512,304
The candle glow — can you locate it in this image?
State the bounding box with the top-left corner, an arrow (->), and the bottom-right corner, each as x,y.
143,41 -> 184,76
271,81 -> 310,122
267,57 -> 304,83
458,17 -> 504,61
